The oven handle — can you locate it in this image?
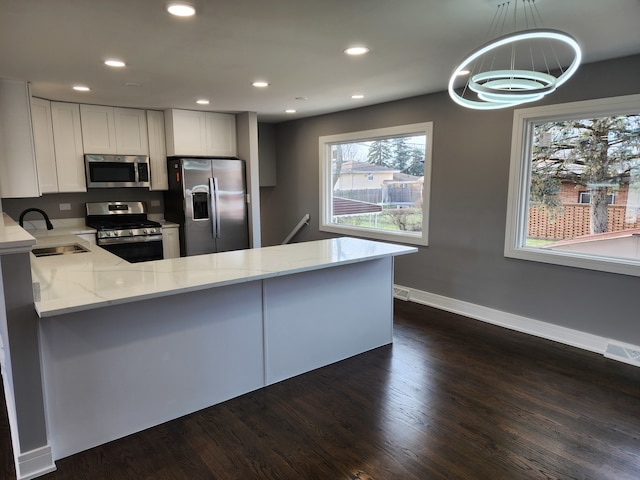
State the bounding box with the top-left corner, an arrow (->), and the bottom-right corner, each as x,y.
97,235 -> 163,245
209,177 -> 221,238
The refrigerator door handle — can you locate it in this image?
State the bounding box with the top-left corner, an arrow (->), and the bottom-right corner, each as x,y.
209,177 -> 221,238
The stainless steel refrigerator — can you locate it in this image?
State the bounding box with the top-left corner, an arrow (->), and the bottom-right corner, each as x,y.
164,157 -> 249,256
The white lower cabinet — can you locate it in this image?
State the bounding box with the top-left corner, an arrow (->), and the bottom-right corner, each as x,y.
75,233 -> 96,245
162,225 -> 180,259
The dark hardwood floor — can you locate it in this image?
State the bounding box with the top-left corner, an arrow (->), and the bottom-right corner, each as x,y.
2,300 -> 639,479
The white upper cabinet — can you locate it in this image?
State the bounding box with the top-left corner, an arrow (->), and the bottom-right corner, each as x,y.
165,109 -> 237,157
0,79 -> 40,198
114,107 -> 148,155
80,105 -> 148,155
51,102 -> 85,192
31,97 -> 58,193
146,110 -> 168,191
164,109 -> 205,156
205,112 -> 237,157
80,104 -> 117,153
31,99 -> 86,194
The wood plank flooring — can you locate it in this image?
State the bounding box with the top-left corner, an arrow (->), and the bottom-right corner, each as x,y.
1,300 -> 639,479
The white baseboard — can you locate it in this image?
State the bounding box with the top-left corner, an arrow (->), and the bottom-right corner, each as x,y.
392,284 -> 638,367
16,445 -> 56,480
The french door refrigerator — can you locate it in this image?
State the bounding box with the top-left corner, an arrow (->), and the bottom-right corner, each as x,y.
164,157 -> 249,256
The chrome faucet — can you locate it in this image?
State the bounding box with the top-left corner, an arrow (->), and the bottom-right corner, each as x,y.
18,208 -> 54,230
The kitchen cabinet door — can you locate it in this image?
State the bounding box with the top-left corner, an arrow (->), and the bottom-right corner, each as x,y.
31,97 -> 59,193
0,79 -> 40,198
80,104 -> 117,154
165,109 -> 237,157
146,110 -> 168,190
162,226 -> 180,259
81,105 -> 149,155
51,102 -> 86,192
114,108 -> 148,155
205,112 -> 237,157
164,109 -> 207,156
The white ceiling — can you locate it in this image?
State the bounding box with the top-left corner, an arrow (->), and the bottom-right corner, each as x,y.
1,0 -> 639,123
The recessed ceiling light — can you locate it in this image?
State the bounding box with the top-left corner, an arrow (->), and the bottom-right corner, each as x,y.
351,94 -> 364,99
344,46 -> 370,56
196,99 -> 210,105
252,81 -> 269,88
73,85 -> 90,91
167,3 -> 195,16
104,59 -> 126,67
285,109 -> 296,114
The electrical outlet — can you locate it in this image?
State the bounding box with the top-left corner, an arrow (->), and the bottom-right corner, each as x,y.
59,203 -> 71,211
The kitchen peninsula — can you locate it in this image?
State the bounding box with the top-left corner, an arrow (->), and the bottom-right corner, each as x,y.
0,216 -> 416,478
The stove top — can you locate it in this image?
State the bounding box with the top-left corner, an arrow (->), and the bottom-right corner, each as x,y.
86,218 -> 161,231
85,201 -> 162,239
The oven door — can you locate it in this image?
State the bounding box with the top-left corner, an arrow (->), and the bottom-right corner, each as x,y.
98,235 -> 163,263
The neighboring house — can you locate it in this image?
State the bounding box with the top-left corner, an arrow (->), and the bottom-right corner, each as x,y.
333,161 -> 399,191
333,161 -> 423,208
529,180 -> 640,240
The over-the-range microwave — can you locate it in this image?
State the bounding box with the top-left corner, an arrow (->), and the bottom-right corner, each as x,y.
85,154 -> 150,189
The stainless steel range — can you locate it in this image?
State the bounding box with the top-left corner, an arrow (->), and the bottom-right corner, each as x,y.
86,201 -> 163,263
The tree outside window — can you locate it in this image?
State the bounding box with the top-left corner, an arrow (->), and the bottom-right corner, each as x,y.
505,94 -> 640,277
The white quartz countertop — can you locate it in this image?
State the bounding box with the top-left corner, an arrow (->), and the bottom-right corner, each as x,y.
30,234 -> 417,318
0,213 -> 36,254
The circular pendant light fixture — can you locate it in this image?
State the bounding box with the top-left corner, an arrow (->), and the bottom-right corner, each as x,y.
448,0 -> 582,110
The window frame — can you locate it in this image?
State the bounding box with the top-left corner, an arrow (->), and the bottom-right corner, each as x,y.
319,122 -> 433,246
578,191 -> 615,205
504,93 -> 640,277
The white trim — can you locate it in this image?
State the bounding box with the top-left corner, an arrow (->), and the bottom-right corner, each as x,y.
391,284 -> 640,365
504,93 -> 640,277
604,340 -> 640,368
15,445 -> 56,480
318,122 -> 433,247
3,361 -> 56,480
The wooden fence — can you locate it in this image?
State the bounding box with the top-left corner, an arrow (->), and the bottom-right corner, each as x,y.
528,204 -> 640,240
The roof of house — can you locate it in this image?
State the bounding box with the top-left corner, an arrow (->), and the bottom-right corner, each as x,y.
338,161 -> 400,174
333,197 -> 383,216
543,227 -> 640,247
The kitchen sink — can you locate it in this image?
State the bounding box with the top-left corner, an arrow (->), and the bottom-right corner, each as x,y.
31,243 -> 90,257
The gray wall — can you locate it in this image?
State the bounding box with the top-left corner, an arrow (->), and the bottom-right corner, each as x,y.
2,189 -> 164,223
262,54 -> 640,345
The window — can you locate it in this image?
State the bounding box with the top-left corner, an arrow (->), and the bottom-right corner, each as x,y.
505,94 -> 640,277
578,192 -> 615,205
319,122 -> 433,246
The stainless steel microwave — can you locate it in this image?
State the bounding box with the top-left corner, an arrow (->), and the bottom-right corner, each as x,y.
85,154 -> 150,188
